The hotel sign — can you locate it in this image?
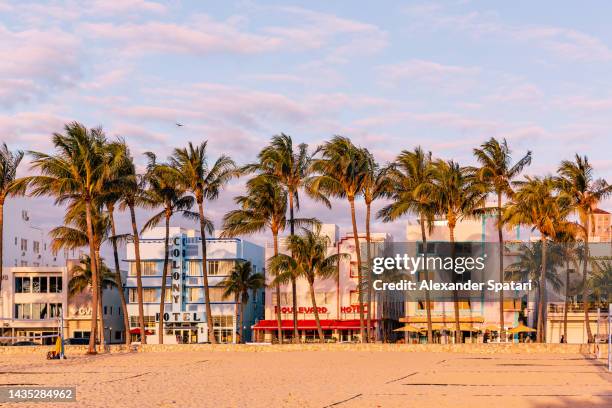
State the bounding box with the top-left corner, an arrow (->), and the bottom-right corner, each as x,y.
171,236 -> 182,313
155,312 -> 205,323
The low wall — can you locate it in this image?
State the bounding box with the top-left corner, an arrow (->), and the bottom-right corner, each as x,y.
0,342 -> 606,356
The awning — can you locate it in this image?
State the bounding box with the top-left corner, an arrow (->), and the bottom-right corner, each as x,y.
252,319 -> 376,331
507,324 -> 536,334
130,328 -> 153,335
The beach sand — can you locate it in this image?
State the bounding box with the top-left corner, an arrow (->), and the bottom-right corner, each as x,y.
0,349 -> 610,407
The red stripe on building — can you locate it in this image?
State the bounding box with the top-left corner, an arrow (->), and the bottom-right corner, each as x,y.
252,319 -> 375,331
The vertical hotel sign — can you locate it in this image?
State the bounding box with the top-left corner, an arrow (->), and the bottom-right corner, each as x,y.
171,235 -> 183,314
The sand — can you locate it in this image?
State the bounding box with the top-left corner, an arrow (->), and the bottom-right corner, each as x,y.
0,349 -> 610,407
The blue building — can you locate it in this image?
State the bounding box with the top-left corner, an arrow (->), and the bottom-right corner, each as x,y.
125,227 -> 264,344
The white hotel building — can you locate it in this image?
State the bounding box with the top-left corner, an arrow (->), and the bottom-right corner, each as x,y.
124,227 -> 264,344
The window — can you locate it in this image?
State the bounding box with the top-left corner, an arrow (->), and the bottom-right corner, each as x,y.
14,237 -> 17,245
129,261 -> 160,276
15,277 -> 31,293
20,239 -> 28,251
32,303 -> 48,319
49,276 -> 62,293
207,260 -> 234,276
212,315 -> 234,328
187,261 -> 202,276
33,241 -> 40,254
187,287 -> 228,302
315,291 -> 333,304
73,331 -> 90,339
114,331 -> 122,341
129,315 -> 156,328
349,290 -> 362,305
49,303 -> 62,318
32,277 -> 48,293
20,261 -> 28,267
349,262 -> 361,278
188,287 -> 202,302
128,288 -> 168,303
14,304 -> 31,319
104,306 -> 108,315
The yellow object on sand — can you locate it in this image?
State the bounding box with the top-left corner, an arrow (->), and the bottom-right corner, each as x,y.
393,325 -> 424,333
55,336 -> 62,354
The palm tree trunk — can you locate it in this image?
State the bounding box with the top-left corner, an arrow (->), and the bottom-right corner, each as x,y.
582,217 -> 593,343
273,231 -> 283,344
348,197 -> 366,342
85,199 -> 99,354
158,209 -> 171,344
239,292 -> 245,344
234,293 -> 240,343
497,192 -> 505,339
108,206 -> 131,345
288,192 -> 300,343
563,260 -> 570,343
308,279 -> 325,342
449,225 -> 461,344
538,238 -> 547,342
94,251 -> 107,349
0,199 -> 4,296
129,203 -> 146,344
197,200 -> 217,344
365,202 -> 373,343
420,217 -> 433,344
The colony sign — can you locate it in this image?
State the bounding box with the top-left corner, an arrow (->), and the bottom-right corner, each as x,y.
171,236 -> 182,311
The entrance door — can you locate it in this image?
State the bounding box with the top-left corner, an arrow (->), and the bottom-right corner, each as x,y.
175,329 -> 197,344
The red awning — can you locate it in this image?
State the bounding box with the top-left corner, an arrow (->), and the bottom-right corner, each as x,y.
130,328 -> 153,335
252,319 -> 376,331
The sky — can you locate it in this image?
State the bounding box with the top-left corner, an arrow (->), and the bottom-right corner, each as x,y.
1,0 -> 611,247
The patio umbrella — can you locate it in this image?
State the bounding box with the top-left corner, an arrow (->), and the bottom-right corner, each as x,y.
129,328 -> 153,335
393,325 -> 424,333
483,324 -> 500,331
507,324 -> 536,334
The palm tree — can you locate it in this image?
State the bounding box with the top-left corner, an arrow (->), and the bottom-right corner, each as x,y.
0,143 -> 26,295
472,138 -> 531,336
309,136 -> 369,341
222,175 -> 317,343
503,176 -> 572,342
142,153 -> 197,344
68,255 -> 117,296
268,228 -> 345,342
244,134 -> 326,342
505,241 -> 564,339
50,201 -> 113,346
361,149 -> 391,342
552,231 -> 582,343
378,147 -> 436,343
110,140 -> 148,344
557,155 -> 611,342
169,142 -> 235,345
426,160 -> 485,342
26,122 -> 108,354
220,261 -> 265,343
589,258 -> 611,304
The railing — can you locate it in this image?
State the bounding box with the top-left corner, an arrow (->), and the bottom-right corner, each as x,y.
548,303 -> 610,313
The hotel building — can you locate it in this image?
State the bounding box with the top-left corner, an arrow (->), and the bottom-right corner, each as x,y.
124,227 -> 264,344
1,200 -> 124,344
252,224 -> 404,343
402,215 -> 532,343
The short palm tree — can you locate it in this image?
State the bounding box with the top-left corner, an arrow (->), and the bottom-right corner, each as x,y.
589,258 -> 611,304
26,122 -> 108,354
0,143 -> 26,294
268,228 -> 345,342
108,140 -> 149,344
505,241 -> 564,340
472,137 -> 531,335
378,147 -> 436,343
308,136 -> 369,341
169,141 -> 235,344
503,176 -> 572,342
557,154 -> 611,342
361,148 -> 391,342
427,160 -> 485,342
142,153 -> 197,344
220,261 -> 265,343
69,255 -> 117,296
244,134 -> 326,342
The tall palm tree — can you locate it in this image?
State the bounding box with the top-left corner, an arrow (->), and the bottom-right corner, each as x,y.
110,140 -> 148,344
503,176 -> 572,342
142,153 -> 197,344
557,155 -> 611,342
472,138 -> 531,336
361,149 -> 391,342
309,136 -> 369,341
0,143 -> 26,295
427,160 -> 485,342
552,231 -> 582,343
269,228 -> 345,342
378,147 -> 436,343
169,141 -> 235,345
222,175 -> 317,343
220,261 -> 265,343
26,122 -> 108,354
244,134 -> 326,342
505,240 -> 564,339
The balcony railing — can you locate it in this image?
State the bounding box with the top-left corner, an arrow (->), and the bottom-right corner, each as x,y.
548,303 -> 609,313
